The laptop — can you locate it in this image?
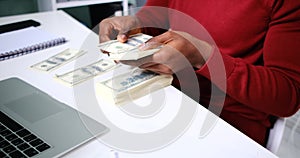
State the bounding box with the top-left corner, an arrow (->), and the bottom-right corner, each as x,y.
0,78 -> 108,158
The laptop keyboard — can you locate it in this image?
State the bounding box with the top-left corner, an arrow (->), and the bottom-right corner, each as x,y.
0,111 -> 51,158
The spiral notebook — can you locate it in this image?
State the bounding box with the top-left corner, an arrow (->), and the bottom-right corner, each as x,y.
0,26 -> 67,61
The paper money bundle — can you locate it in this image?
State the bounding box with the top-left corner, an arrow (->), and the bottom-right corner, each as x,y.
96,69 -> 173,105
55,59 -> 117,86
99,33 -> 161,60
31,48 -> 86,72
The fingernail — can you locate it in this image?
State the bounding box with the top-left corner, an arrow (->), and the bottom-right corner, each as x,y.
139,42 -> 154,50
121,34 -> 127,39
140,42 -> 162,51
117,35 -> 127,43
138,43 -> 147,50
117,34 -> 126,39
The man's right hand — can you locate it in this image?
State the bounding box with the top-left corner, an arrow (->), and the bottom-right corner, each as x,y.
99,16 -> 142,43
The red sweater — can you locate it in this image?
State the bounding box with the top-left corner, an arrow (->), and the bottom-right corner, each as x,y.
137,0 -> 300,145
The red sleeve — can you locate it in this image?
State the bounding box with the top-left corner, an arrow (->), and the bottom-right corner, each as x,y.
197,0 -> 300,117
135,0 -> 170,35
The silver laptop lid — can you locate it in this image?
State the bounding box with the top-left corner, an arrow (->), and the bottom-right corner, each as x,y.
0,78 -> 108,158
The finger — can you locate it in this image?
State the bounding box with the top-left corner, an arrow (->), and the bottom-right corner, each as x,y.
138,62 -> 157,69
143,64 -> 173,75
117,34 -> 128,43
99,22 -> 116,43
122,46 -> 170,68
147,31 -> 174,45
117,28 -> 142,43
138,31 -> 174,52
99,34 -> 114,43
139,41 -> 163,51
117,28 -> 132,43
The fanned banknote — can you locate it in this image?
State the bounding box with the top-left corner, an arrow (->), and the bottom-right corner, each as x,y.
56,59 -> 117,86
99,33 -> 161,60
31,49 -> 86,72
96,69 -> 173,105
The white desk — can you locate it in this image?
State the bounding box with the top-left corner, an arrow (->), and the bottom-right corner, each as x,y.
0,11 -> 277,158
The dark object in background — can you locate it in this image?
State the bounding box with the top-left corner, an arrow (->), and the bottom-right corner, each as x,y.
89,2 -> 122,28
0,19 -> 40,34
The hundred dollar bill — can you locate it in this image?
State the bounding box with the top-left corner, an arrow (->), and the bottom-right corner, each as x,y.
96,69 -> 173,105
31,49 -> 86,72
103,70 -> 157,92
56,59 -> 116,86
99,33 -> 161,60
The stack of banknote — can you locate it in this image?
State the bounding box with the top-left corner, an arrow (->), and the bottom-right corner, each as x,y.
96,69 -> 173,105
55,59 -> 117,86
98,33 -> 161,60
31,48 -> 86,72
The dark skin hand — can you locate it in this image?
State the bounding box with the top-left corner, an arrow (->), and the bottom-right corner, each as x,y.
99,16 -> 213,75
121,31 -> 213,75
99,16 -> 142,43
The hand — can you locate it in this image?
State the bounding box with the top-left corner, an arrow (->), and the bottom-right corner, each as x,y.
121,30 -> 213,75
99,16 -> 142,43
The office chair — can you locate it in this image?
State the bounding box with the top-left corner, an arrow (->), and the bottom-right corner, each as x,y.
266,118 -> 286,154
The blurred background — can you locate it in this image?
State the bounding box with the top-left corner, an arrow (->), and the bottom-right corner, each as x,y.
0,0 -> 146,28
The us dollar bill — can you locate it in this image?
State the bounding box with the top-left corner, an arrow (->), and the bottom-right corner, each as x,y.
99,33 -> 161,60
97,69 -> 173,105
31,49 -> 86,72
56,59 -> 116,86
103,69 -> 158,93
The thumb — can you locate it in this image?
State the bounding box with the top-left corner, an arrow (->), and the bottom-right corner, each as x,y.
117,28 -> 143,43
117,32 -> 129,43
117,27 -> 134,43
